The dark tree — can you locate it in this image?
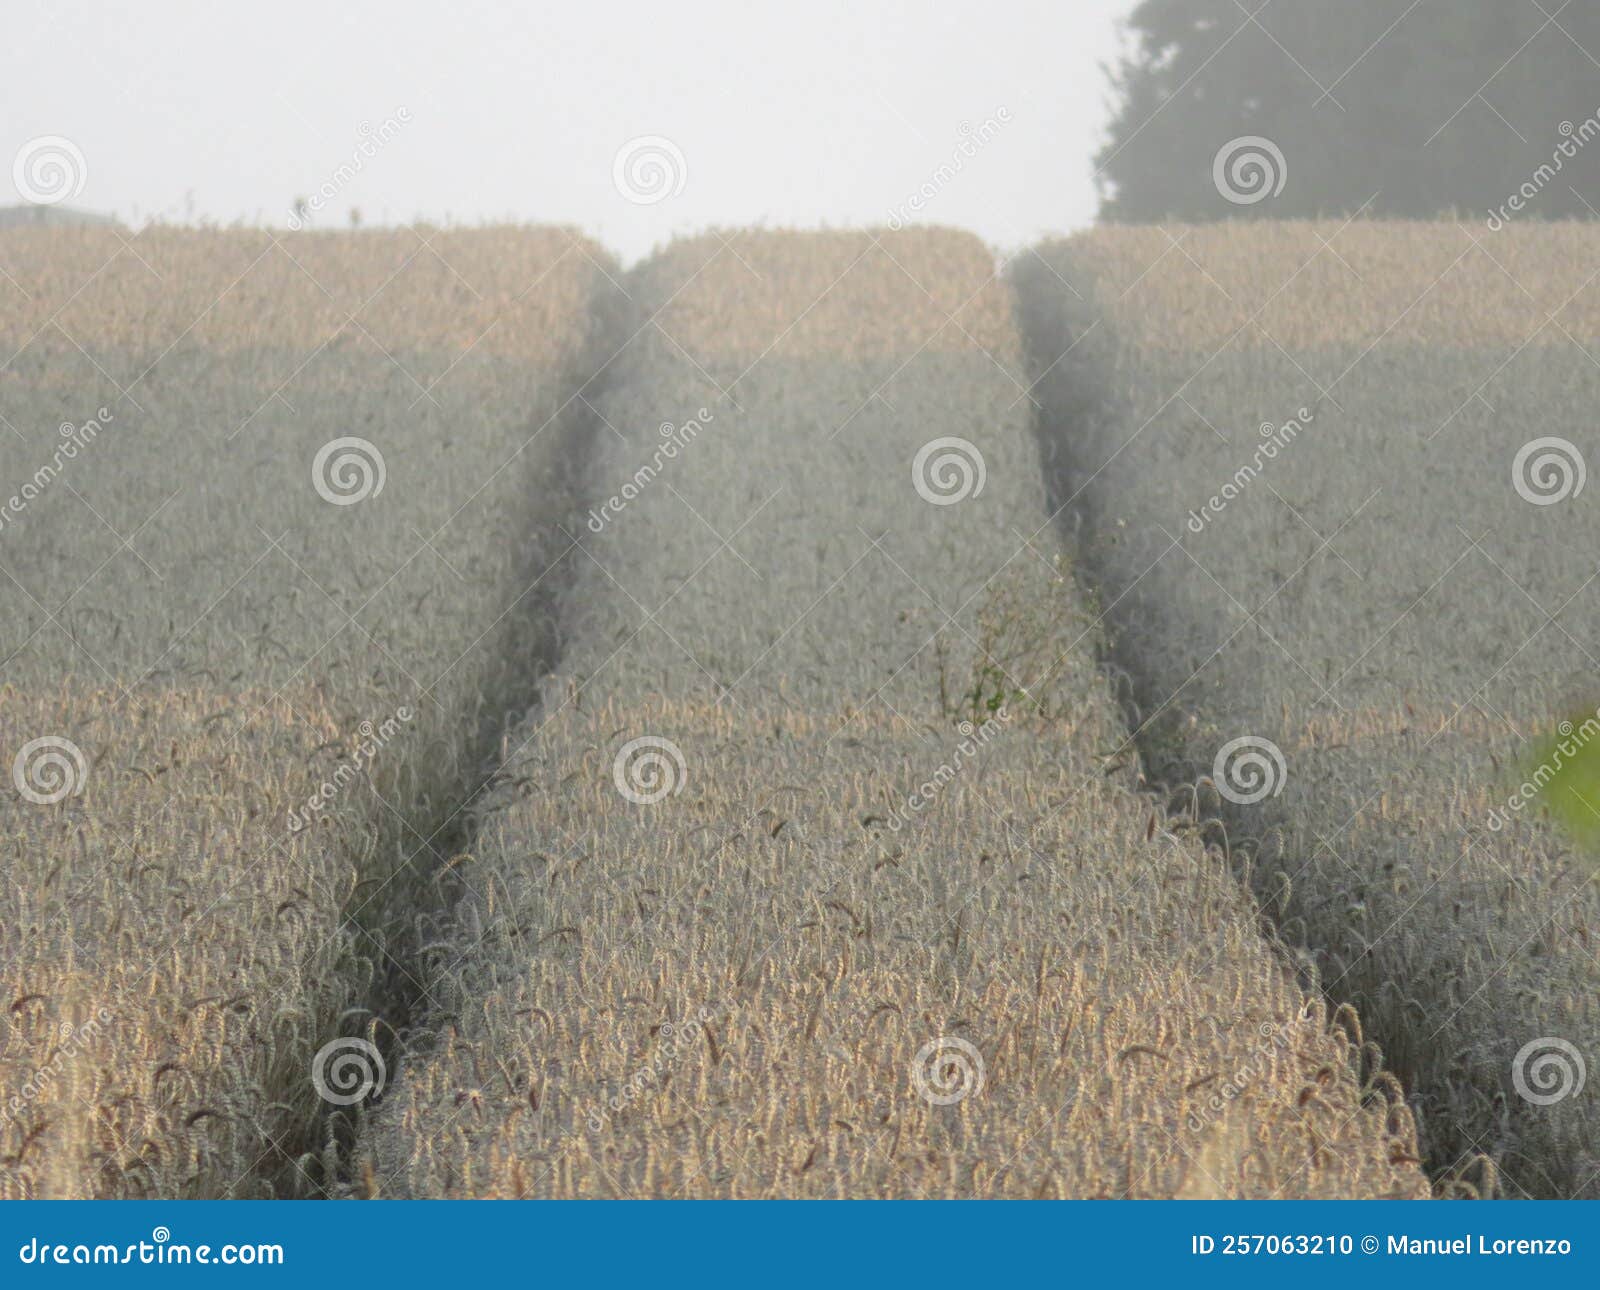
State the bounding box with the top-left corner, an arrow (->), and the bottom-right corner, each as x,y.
1098,0 -> 1600,223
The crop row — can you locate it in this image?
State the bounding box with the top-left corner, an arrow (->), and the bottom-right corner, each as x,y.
1015,220 -> 1600,1198
0,227 -> 619,1196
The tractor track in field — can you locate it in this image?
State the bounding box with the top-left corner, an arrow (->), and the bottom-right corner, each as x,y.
13,223 -> 1532,1200
348,231 -> 1424,1200
1011,225 -> 1600,1199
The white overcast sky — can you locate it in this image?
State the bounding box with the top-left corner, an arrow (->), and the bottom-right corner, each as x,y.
3,0 -> 1135,262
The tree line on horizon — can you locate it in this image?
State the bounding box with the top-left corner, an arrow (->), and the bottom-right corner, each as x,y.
1099,0 -> 1600,223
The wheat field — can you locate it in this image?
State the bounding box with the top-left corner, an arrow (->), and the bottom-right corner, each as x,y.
1015,220 -> 1600,1199
11,216 -> 1595,1201
0,226 -> 618,1196
358,230 -> 1421,1198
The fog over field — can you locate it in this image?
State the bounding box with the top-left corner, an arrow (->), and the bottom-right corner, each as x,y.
1,1 -> 1129,261
3,0 -> 1600,1213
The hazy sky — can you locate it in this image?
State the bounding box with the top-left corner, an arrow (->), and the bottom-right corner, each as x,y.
4,1 -> 1135,262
